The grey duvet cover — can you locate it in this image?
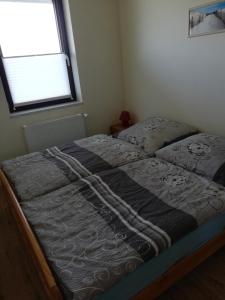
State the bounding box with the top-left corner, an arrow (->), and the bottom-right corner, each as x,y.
1,135 -> 147,201
21,158 -> 225,300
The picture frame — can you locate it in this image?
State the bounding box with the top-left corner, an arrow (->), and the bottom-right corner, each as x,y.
189,1 -> 225,37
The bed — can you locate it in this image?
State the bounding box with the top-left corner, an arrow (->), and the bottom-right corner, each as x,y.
1,117 -> 225,300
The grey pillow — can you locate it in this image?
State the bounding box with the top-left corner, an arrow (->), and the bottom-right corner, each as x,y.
156,133 -> 225,186
118,117 -> 197,155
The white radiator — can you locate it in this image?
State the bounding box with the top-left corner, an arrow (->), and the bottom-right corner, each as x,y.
23,114 -> 87,152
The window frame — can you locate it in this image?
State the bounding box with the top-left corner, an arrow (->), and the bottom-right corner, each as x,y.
0,0 -> 77,114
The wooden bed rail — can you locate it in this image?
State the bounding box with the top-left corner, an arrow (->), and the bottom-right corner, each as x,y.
0,170 -> 63,300
133,230 -> 225,299
1,168 -> 225,300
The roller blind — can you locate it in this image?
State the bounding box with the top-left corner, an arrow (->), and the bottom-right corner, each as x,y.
0,0 -> 73,108
2,54 -> 71,106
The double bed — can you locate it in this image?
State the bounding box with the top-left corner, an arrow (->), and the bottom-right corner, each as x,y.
1,117 -> 225,300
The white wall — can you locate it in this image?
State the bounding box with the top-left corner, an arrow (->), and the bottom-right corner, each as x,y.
119,0 -> 225,136
0,0 -> 124,161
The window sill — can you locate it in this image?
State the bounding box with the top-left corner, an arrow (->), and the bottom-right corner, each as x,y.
9,100 -> 83,118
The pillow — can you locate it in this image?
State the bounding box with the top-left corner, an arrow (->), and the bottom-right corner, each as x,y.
117,117 -> 197,155
156,133 -> 225,186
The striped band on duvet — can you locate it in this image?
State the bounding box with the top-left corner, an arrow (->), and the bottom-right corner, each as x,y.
48,146 -> 172,258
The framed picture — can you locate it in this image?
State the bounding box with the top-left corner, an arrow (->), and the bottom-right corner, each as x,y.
189,1 -> 225,37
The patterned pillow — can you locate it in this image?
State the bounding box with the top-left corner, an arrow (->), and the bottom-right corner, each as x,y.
117,117 -> 197,155
155,133 -> 225,186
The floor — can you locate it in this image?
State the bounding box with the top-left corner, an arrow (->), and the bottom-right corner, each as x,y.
1,189 -> 225,300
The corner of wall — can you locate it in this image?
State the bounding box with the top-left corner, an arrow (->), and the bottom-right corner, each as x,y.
115,0 -> 126,111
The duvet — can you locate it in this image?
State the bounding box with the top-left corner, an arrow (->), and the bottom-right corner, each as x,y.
1,135 -> 146,201
21,158 -> 225,300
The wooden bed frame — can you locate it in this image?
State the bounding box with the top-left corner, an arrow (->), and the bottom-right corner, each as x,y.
1,169 -> 225,300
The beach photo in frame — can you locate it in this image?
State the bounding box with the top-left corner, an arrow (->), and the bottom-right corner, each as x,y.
189,1 -> 225,37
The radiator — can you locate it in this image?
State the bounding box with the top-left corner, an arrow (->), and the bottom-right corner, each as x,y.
23,114 -> 88,152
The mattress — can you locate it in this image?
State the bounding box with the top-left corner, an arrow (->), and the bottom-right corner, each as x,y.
21,158 -> 225,300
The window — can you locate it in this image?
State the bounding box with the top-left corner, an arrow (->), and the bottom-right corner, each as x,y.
0,0 -> 76,113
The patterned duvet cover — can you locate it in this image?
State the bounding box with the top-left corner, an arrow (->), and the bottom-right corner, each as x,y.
21,158 -> 225,300
1,135 -> 147,201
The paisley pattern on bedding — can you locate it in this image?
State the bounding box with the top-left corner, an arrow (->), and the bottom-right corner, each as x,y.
156,133 -> 225,186
118,117 -> 197,155
21,158 -> 225,300
1,135 -> 147,201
